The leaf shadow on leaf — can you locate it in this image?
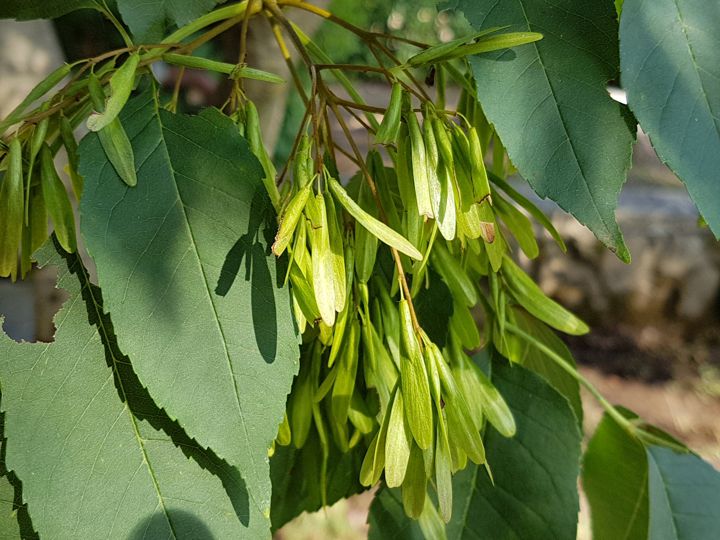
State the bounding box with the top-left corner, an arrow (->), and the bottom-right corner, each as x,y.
127,508 -> 216,540
214,187 -> 285,364
0,413 -> 39,539
58,244 -> 253,528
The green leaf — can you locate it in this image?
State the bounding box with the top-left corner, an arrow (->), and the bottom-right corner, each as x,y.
0,1 -> 95,19
78,92 -> 299,516
270,431 -> 365,531
509,309 -> 583,426
368,487 -> 433,540
117,0 -> 220,43
584,411 -> 720,540
647,446 -> 720,539
583,411 -> 649,540
620,0 -> 720,239
0,415 -> 37,540
456,0 -> 634,261
445,360 -> 581,540
0,243 -> 267,538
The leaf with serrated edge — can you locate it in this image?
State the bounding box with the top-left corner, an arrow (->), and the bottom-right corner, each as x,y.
78,92 -> 299,516
456,0 -> 634,261
0,243 -> 266,538
621,0 -> 720,239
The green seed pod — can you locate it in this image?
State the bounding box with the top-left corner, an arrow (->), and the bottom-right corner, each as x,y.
289,261 -> 320,323
435,421 -> 453,522
450,301 -> 482,350
444,32 -> 543,61
40,144 -> 76,253
87,53 -> 139,132
245,100 -> 280,209
406,112 -> 433,219
369,150 -> 401,232
444,390 -> 486,465
436,160 -> 457,241
471,359 -> 516,437
449,344 -> 484,424
328,241 -> 353,367
312,401 -> 330,505
24,102 -> 51,222
348,390 -> 375,435
491,174 -> 566,251
468,127 -> 491,202
502,256 -> 589,335
28,186 -> 48,255
328,306 -> 349,368
331,316 -> 359,426
289,352 -> 315,449
307,193 -> 337,326
0,139 -> 24,280
431,242 -> 478,306
59,114 -> 83,199
475,202 -> 506,271
314,363 -> 338,403
395,132 -> 415,209
493,192 -> 539,259
459,202 -> 483,240
397,300 -> 434,449
384,388 -> 412,488
0,63 -> 72,130
401,350 -> 434,450
406,27 -> 504,67
360,386 -> 395,486
432,118 -> 454,171
401,443 -> 427,519
273,184 -> 311,256
277,413 -> 292,446
448,126 -> 474,212
87,72 -> 106,111
423,341 -> 443,410
328,176 -> 422,261
324,191 -> 346,312
422,115 -> 442,218
354,177 -> 379,283
398,299 -> 421,361
293,134 -> 313,188
375,82 -> 403,145
97,118 -> 137,187
376,279 -> 400,360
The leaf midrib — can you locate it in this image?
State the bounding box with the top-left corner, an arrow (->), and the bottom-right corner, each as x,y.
648,451 -> 681,540
514,0 -> 613,239
153,108 -> 258,494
